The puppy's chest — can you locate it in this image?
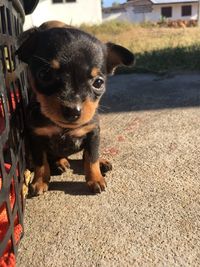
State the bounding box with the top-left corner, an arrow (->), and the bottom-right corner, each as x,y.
32,122 -> 96,157
47,131 -> 86,157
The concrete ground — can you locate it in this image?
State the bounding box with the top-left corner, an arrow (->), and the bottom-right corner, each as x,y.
17,73 -> 200,267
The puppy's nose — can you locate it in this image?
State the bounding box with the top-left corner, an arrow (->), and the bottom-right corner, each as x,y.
62,105 -> 81,122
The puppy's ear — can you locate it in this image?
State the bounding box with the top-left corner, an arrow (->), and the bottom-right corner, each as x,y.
15,27 -> 39,63
106,42 -> 135,74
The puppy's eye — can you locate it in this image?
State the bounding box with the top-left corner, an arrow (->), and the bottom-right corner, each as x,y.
92,78 -> 104,89
37,69 -> 55,83
38,70 -> 49,81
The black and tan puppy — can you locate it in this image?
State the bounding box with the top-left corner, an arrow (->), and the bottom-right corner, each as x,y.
16,21 -> 134,196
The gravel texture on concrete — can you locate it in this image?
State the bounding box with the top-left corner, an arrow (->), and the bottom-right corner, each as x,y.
17,73 -> 200,267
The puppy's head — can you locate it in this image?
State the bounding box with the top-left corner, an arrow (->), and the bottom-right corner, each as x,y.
16,21 -> 134,128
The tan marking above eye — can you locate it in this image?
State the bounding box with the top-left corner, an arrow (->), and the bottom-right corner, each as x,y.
51,59 -> 60,69
91,67 -> 100,77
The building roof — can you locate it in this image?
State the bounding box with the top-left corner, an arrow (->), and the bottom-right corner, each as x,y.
103,0 -> 198,14
151,0 -> 198,4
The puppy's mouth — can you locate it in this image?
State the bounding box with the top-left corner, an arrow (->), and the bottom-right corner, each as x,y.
56,119 -> 80,128
58,120 -> 77,125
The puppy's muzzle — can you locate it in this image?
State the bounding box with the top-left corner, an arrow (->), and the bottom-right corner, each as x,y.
61,105 -> 81,122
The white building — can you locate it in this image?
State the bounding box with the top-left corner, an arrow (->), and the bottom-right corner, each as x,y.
103,0 -> 198,23
24,0 -> 102,30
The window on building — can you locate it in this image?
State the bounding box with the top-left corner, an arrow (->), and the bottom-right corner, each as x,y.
52,0 -> 63,3
182,5 -> 192,16
161,6 -> 172,18
66,0 -> 76,2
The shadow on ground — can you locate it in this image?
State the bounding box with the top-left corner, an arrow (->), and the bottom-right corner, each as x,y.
49,159 -> 89,196
49,159 -> 110,196
101,72 -> 200,113
49,181 -> 90,196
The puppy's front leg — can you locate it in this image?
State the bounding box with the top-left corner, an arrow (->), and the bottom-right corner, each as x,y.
84,129 -> 106,193
29,136 -> 50,196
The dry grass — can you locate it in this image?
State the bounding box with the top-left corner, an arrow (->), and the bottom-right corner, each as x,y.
80,21 -> 200,73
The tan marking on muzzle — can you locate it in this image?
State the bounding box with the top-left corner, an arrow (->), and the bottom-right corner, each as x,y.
76,98 -> 99,125
28,70 -> 65,125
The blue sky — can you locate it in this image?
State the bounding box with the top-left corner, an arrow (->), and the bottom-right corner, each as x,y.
103,0 -> 126,7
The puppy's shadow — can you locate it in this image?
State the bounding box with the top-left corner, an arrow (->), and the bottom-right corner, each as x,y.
49,181 -> 91,195
68,159 -> 84,175
49,159 -> 92,195
50,159 -> 84,176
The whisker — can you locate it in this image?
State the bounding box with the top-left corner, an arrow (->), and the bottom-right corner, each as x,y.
98,106 -> 109,113
98,107 -> 105,112
33,55 -> 51,66
99,104 -> 110,110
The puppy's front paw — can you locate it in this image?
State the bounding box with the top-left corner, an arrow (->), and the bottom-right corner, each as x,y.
99,158 -> 112,175
87,177 -> 107,194
29,181 -> 49,196
56,158 -> 70,174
